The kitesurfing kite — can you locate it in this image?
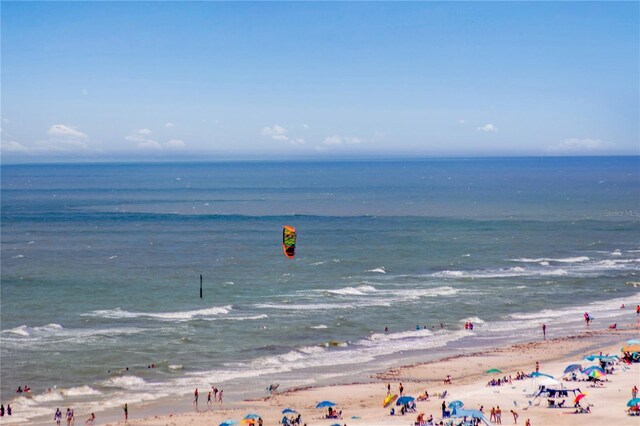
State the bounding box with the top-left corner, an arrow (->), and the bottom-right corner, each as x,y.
282,226 -> 296,258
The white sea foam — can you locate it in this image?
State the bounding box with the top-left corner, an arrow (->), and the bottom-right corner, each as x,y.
367,267 -> 386,273
460,316 -> 486,325
3,325 -> 30,336
326,285 -> 377,296
102,375 -> 147,389
611,249 -> 622,256
86,305 -> 232,321
369,328 -> 433,341
168,364 -> 183,370
32,391 -> 64,402
311,324 -> 328,329
64,385 -> 102,396
224,314 -> 268,321
12,254 -> 24,259
508,256 -> 590,263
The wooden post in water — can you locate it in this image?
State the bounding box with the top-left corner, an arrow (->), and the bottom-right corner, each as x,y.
200,274 -> 203,299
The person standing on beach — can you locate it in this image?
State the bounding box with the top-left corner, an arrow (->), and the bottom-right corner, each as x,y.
218,389 -> 223,403
535,361 -> 539,373
193,388 -> 198,405
399,383 -> 404,396
496,406 -> 502,424
55,408 -> 62,426
123,403 -> 128,421
542,324 -> 546,339
490,407 -> 496,423
510,410 -> 518,423
207,391 -> 212,405
632,385 -> 638,399
524,419 -> 531,426
6,404 -> 10,416
0,405 -> 4,417
386,383 -> 390,395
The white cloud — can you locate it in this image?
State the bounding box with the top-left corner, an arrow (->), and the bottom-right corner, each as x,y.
323,135 -> 362,145
137,139 -> 163,150
165,139 -> 185,149
165,122 -> 174,128
1,140 -> 29,153
48,124 -> 87,139
547,138 -> 612,153
261,124 -> 289,141
291,138 -> 305,146
36,138 -> 88,151
476,124 -> 498,132
126,129 -> 186,150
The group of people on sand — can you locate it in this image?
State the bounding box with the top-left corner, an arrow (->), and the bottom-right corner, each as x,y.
193,387 -> 224,405
0,404 -> 12,417
487,376 -> 512,387
53,407 -> 91,425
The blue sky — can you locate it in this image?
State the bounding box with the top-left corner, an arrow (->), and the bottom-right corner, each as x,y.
1,1 -> 638,162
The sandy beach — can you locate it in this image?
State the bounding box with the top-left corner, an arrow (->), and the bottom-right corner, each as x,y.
107,324 -> 640,426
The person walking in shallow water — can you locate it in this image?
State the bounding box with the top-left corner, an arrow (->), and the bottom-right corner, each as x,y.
542,324 -> 546,339
123,403 -> 128,421
193,388 -> 198,405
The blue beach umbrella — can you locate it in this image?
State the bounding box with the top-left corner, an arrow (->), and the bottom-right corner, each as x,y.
243,414 -> 260,420
282,408 -> 297,414
563,364 -> 582,375
627,398 -> 640,407
316,401 -> 336,408
448,400 -> 464,409
627,339 -> 640,345
582,366 -> 605,375
396,396 -> 415,405
530,371 -> 554,379
219,420 -> 238,426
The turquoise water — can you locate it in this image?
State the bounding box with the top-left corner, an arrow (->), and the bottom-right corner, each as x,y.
1,157 -> 639,423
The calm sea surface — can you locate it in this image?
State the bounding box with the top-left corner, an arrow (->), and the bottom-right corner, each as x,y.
1,158 -> 639,423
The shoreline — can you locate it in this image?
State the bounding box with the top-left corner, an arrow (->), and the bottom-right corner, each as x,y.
102,324 -> 640,426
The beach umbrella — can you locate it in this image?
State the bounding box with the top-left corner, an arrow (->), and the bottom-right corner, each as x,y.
627,339 -> 640,345
530,372 -> 554,379
448,400 -> 464,409
396,396 -> 415,405
588,370 -> 604,379
627,398 -> 640,407
582,366 -> 605,375
281,408 -> 297,414
486,368 -> 502,374
383,394 -> 398,407
243,414 -> 260,420
219,421 -> 238,426
563,364 -> 582,375
574,393 -> 587,404
315,401 -> 336,408
622,344 -> 640,353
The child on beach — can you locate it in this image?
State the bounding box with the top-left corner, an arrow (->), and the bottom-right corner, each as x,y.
85,413 -> 95,425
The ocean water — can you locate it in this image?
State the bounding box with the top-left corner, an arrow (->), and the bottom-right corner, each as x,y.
1,157 -> 639,423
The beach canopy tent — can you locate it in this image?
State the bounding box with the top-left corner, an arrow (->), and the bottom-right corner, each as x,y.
627,398 -> 640,407
563,364 -> 582,375
316,401 -> 336,408
281,408 -> 297,414
584,354 -> 620,362
530,372 -> 554,379
448,400 -> 464,409
450,409 -> 490,425
396,396 -> 415,405
220,420 -> 238,426
486,368 -> 502,374
535,386 -> 581,398
538,378 -> 560,387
